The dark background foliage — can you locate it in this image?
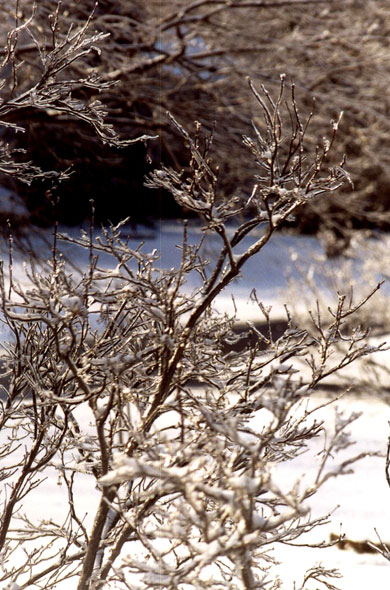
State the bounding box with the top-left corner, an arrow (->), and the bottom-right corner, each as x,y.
1,0 -> 390,238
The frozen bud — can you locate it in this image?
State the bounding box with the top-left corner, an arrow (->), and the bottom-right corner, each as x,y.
60,295 -> 87,316
155,170 -> 168,180
84,333 -> 95,348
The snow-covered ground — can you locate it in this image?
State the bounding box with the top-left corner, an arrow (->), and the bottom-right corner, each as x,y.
5,219 -> 370,320
7,391 -> 388,590
272,393 -> 390,588
1,221 -> 390,588
51,220 -> 340,320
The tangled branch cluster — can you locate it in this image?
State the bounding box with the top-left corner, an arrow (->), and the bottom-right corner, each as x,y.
0,77 -> 386,589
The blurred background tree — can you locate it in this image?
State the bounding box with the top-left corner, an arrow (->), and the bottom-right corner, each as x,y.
1,0 -> 389,240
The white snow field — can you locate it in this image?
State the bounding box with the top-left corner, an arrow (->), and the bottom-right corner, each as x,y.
4,392 -> 390,589
1,221 -> 390,588
271,393 -> 390,589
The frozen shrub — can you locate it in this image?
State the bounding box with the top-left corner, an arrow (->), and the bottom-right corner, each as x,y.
0,79 -> 383,589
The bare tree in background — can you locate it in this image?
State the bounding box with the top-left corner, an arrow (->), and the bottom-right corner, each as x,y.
1,0 -> 389,233
0,1 -> 154,226
0,77 -> 384,589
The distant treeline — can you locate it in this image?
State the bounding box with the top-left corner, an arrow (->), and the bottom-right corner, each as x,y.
1,1 -> 390,237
